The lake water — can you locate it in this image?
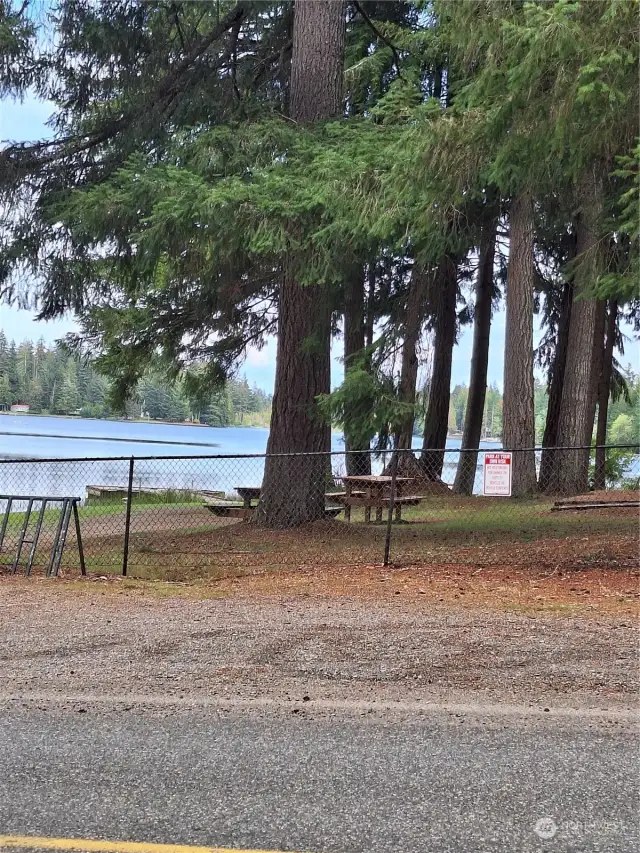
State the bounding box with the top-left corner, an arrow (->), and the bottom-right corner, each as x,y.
0,414 -> 500,500
0,414 -> 278,459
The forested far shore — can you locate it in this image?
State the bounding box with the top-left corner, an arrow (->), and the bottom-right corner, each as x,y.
0,335 -> 272,427
2,333 -> 637,448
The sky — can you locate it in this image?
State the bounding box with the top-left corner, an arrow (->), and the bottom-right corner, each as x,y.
0,89 -> 510,394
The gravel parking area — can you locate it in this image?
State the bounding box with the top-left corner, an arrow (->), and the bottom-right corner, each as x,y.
0,580 -> 637,712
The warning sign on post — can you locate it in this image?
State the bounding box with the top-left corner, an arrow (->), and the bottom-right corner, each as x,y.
483,452 -> 512,496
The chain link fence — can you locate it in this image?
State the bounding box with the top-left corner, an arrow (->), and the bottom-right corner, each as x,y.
0,444 -> 637,580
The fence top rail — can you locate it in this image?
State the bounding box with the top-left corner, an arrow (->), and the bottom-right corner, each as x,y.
0,443 -> 637,465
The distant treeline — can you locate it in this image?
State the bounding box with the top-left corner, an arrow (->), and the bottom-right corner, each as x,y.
438,381 -> 564,444
417,376 -> 639,447
0,334 -> 272,426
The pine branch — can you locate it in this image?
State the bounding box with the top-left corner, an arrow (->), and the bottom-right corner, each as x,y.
171,3 -> 186,51
0,2 -> 249,176
352,1 -> 404,80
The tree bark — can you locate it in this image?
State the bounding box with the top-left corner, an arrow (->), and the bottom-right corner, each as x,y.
502,191 -> 538,495
396,264 -> 430,451
454,214 -> 497,495
420,254 -> 458,479
548,165 -> 604,495
593,300 -> 618,490
587,298 -> 607,448
344,263 -> 371,475
257,0 -> 345,526
539,271 -> 574,490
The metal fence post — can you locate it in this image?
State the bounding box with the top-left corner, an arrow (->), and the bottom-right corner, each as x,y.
122,456 -> 135,577
383,449 -> 399,567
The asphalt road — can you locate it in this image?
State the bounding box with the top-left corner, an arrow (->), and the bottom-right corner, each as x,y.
0,702 -> 638,853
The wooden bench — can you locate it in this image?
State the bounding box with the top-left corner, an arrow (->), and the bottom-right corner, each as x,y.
205,502 -> 346,521
204,502 -> 250,519
552,499 -> 640,512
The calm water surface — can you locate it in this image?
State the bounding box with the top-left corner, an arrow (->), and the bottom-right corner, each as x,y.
0,414 -> 499,499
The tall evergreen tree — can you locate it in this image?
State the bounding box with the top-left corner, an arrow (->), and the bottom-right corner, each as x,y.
257,0 -> 346,527
420,253 -> 459,478
454,203 -> 498,495
502,192 -> 538,493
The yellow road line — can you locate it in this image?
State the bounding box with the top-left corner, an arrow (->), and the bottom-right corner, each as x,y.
0,836 -> 302,853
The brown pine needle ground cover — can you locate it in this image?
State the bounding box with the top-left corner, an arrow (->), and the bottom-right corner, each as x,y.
1,500 -> 636,618
120,498 -> 639,580
1,497 -> 637,616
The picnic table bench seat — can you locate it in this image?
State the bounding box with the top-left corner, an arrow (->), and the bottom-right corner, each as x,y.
332,492 -> 423,505
203,501 -> 250,519
204,498 -> 346,521
324,490 -> 366,501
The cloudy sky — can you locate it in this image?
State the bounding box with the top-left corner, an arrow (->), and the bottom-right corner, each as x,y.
1,90 -> 512,393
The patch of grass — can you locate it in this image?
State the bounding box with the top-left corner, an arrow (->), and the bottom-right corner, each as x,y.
389,497 -> 636,544
1,494 -> 206,532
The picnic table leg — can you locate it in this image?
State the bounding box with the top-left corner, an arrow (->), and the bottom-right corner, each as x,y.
364,486 -> 371,524
375,504 -> 383,523
395,503 -> 402,523
344,481 -> 351,523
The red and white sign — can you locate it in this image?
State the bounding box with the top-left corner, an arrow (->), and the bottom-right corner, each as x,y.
483,452 -> 512,496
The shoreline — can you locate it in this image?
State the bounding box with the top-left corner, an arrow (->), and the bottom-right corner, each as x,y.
1,412 -> 503,446
0,411 -> 269,430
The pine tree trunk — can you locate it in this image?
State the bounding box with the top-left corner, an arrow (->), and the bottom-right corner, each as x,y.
548,165 -> 604,496
344,263 -> 371,475
502,191 -> 537,495
593,300 -> 618,490
454,214 -> 497,495
587,298 -> 607,448
539,271 -> 574,490
397,264 -> 430,451
257,0 -> 345,527
420,254 -> 458,479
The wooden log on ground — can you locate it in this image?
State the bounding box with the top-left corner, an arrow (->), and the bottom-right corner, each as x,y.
552,500 -> 640,512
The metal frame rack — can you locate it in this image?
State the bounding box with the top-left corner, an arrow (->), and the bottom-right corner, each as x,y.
0,495 -> 86,577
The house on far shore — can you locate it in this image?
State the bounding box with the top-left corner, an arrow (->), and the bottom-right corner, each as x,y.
10,403 -> 30,414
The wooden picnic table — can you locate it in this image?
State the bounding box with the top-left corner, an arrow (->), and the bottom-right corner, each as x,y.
339,475 -> 421,523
